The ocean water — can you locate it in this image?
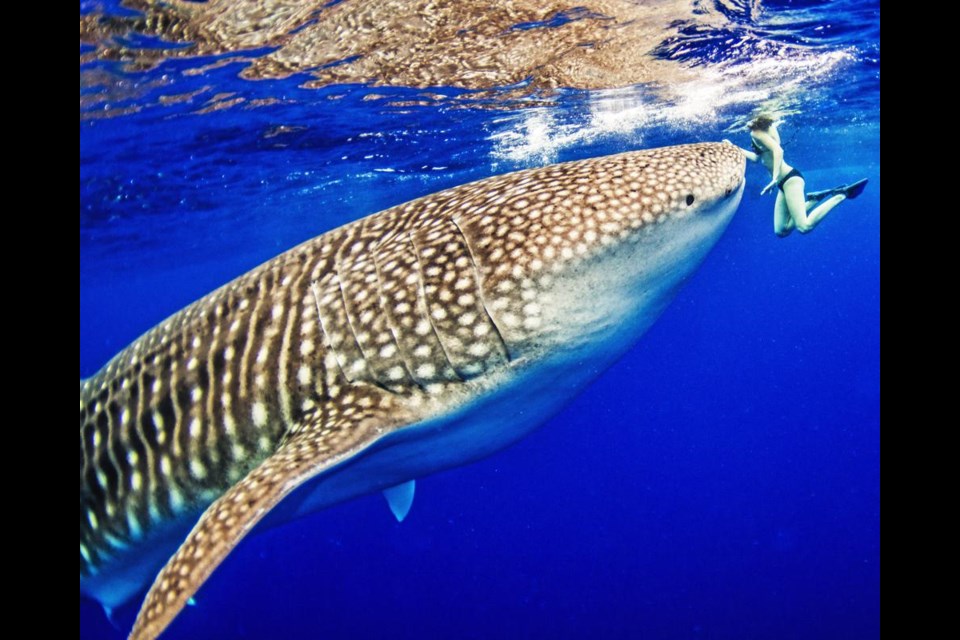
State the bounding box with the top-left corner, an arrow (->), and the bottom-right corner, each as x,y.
80,1 -> 880,638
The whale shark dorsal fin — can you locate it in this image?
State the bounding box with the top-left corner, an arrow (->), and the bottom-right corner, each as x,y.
382,480 -> 416,522
129,401 -> 407,640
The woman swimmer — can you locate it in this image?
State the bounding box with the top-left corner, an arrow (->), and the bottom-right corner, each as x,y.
734,115 -> 867,237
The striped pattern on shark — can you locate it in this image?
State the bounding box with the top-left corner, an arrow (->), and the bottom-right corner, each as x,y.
79,142 -> 745,639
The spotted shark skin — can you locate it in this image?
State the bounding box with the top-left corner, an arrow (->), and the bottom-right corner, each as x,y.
79,142 -> 745,639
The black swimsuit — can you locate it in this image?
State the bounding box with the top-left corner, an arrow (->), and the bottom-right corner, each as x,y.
751,136 -> 803,192
777,167 -> 804,191
752,139 -> 803,191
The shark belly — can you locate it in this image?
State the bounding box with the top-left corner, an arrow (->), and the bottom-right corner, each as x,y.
288,354 -> 598,520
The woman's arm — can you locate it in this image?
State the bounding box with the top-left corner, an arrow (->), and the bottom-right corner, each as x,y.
752,131 -> 783,194
723,139 -> 758,162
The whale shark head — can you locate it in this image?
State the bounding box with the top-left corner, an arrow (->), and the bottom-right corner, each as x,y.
449,141 -> 745,366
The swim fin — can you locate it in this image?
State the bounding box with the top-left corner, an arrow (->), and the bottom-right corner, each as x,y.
842,178 -> 868,199
806,178 -> 869,203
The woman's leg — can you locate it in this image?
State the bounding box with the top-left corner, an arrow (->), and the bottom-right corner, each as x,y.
774,190 -> 794,237
783,177 -> 845,233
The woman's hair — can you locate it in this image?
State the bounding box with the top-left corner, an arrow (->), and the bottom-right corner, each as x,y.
749,115 -> 775,132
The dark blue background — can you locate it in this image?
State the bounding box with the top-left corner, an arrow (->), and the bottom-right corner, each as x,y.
81,1 -> 880,637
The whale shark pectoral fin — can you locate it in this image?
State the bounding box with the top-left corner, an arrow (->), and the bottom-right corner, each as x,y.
382,480 -> 416,522
128,404 -> 399,640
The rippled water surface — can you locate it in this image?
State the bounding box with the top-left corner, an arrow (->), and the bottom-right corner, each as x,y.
81,1 -> 880,638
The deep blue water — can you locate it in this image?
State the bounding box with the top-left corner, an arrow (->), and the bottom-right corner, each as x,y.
81,1 -> 880,638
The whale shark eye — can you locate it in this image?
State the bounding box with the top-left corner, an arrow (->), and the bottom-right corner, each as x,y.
686,194 -> 695,206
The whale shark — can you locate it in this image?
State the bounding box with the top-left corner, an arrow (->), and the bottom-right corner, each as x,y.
79,142 -> 745,639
